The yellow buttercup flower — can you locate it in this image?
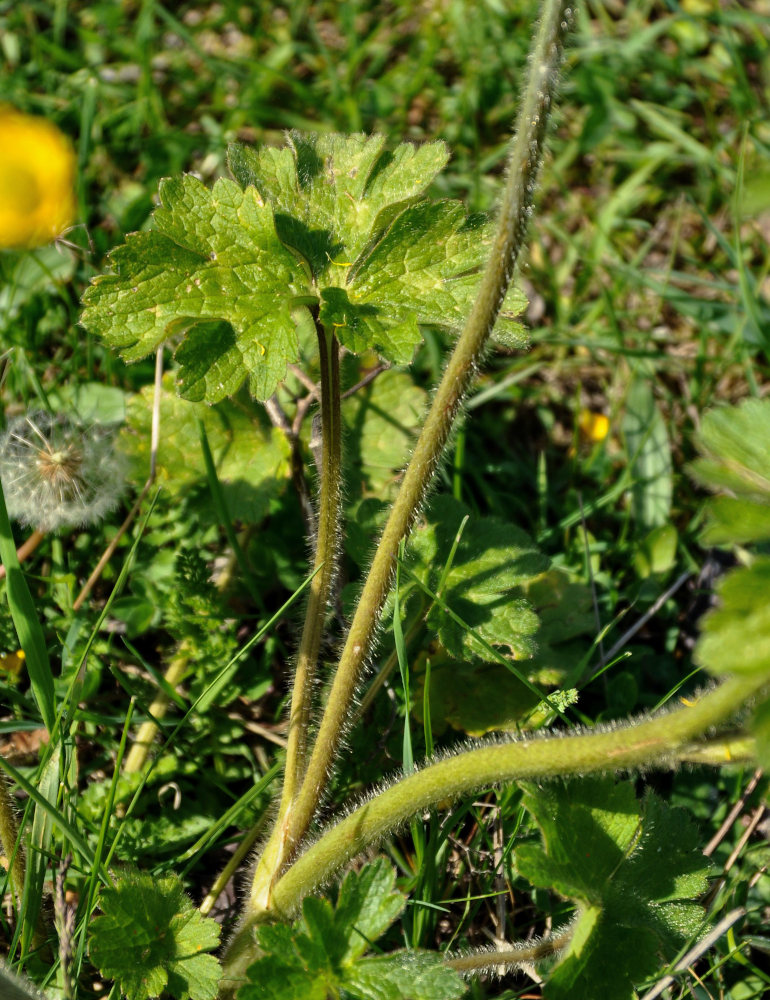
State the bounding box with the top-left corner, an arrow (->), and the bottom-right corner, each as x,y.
578,409 -> 610,443
0,106 -> 76,249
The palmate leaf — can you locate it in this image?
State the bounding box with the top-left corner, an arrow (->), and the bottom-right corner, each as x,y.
88,871 -> 221,1000
238,860 -> 464,1000
517,778 -> 711,1000
82,133 -> 528,404
81,177 -> 307,402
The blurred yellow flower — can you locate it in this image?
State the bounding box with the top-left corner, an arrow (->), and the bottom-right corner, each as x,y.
0,106 -> 76,249
578,409 -> 610,443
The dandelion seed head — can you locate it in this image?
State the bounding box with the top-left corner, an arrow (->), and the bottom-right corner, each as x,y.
0,411 -> 127,532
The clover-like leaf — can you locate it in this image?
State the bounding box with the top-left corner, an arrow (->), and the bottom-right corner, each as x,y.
238,860 -> 464,1000
88,870 -> 221,1000
517,778 -> 711,1000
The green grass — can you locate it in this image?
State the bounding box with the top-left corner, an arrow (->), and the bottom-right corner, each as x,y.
1,1 -> 770,997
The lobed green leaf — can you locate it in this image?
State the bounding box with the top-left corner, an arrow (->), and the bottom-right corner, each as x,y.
238,860 -> 463,1000
517,778 -> 711,1000
82,132 -> 528,404
405,495 -> 549,662
88,871 -> 221,1000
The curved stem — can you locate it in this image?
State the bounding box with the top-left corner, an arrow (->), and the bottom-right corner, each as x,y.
223,677 -> 763,989
262,0 -> 572,903
249,323 -> 342,910
223,676 -> 765,988
276,675 -> 764,925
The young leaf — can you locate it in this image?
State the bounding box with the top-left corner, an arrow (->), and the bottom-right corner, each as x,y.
404,495 -> 549,661
238,859 -> 464,1000
89,870 -> 221,1000
516,778 -> 711,1000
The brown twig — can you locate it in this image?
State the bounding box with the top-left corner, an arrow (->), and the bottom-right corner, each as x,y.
0,528 -> 46,581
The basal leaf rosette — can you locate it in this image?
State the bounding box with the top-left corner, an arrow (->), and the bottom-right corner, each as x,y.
81,133 -> 528,404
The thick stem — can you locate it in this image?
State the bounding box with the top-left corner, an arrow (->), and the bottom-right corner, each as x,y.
263,0 -> 572,899
223,677 -> 762,989
249,324 -> 342,910
218,673 -> 765,985
445,927 -> 572,974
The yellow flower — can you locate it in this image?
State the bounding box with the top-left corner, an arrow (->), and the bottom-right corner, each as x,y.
578,409 -> 610,443
0,106 -> 76,249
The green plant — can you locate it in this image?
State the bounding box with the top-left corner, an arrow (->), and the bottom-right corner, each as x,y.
2,1 -> 770,999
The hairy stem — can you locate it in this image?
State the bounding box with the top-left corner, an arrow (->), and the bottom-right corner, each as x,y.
0,769 -> 26,911
217,674 -> 765,983
261,0 -> 573,901
249,324 -> 342,910
445,927 -> 573,974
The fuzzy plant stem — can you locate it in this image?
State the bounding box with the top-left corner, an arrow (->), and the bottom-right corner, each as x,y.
0,769 -> 26,911
249,325 -> 342,907
445,926 -> 573,974
219,674 -> 765,984
246,0 -> 573,915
